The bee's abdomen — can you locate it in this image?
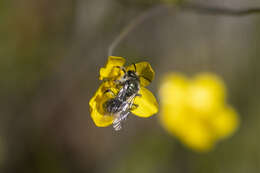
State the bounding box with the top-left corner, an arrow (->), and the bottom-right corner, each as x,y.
104,99 -> 122,113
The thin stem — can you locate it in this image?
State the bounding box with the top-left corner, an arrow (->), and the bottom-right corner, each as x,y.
108,4 -> 169,56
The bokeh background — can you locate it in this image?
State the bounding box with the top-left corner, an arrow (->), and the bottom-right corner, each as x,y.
1,0 -> 260,172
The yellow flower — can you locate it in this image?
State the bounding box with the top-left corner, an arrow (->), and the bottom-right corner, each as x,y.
159,73 -> 239,152
89,56 -> 158,128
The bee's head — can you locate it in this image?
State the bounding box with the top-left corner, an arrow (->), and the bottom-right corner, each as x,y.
127,70 -> 138,79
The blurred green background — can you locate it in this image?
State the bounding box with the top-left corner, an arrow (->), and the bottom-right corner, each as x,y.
1,0 -> 260,172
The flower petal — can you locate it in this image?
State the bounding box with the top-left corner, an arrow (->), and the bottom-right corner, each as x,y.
159,73 -> 188,107
160,105 -> 190,138
158,72 -> 239,152
212,106 -> 239,139
188,73 -> 226,115
182,120 -> 216,152
89,82 -> 117,127
126,62 -> 155,87
99,56 -> 126,81
131,87 -> 158,118
89,106 -> 114,127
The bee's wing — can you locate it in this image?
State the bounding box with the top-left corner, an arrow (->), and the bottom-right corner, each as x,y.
113,111 -> 130,131
112,94 -> 137,131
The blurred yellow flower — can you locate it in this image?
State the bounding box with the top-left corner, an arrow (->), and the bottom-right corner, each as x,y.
89,56 -> 158,128
159,73 -> 239,152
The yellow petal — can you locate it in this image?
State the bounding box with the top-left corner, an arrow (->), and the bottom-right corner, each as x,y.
160,105 -> 190,138
89,105 -> 114,127
89,82 -> 116,127
182,120 -> 216,152
160,103 -> 216,152
159,73 -> 189,136
212,106 -> 239,139
99,56 -> 126,81
159,73 -> 188,107
158,72 -> 240,152
126,62 -> 155,87
131,87 -> 158,118
188,73 -> 226,116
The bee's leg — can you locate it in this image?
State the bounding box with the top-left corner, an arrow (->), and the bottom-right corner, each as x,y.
114,79 -> 123,86
128,97 -> 138,110
131,104 -> 139,110
104,89 -> 116,96
114,66 -> 127,85
101,78 -> 111,82
136,93 -> 142,97
114,66 -> 126,75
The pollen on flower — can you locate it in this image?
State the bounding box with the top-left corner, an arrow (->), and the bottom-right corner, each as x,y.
89,56 -> 158,129
159,72 -> 239,152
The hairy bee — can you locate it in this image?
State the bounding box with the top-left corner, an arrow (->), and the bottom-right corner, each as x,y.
103,64 -> 141,130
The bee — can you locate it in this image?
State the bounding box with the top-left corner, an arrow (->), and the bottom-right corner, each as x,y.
103,64 -> 143,130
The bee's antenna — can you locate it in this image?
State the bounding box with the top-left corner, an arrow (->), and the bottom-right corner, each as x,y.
115,66 -> 126,75
133,63 -> 137,72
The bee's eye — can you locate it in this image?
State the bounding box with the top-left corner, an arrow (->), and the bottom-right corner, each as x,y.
127,71 -> 135,77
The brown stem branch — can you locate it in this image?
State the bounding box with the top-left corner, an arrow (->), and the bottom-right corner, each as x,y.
181,2 -> 260,16
108,2 -> 260,56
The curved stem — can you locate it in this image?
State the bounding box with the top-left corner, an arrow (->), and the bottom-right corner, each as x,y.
108,4 -> 169,56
